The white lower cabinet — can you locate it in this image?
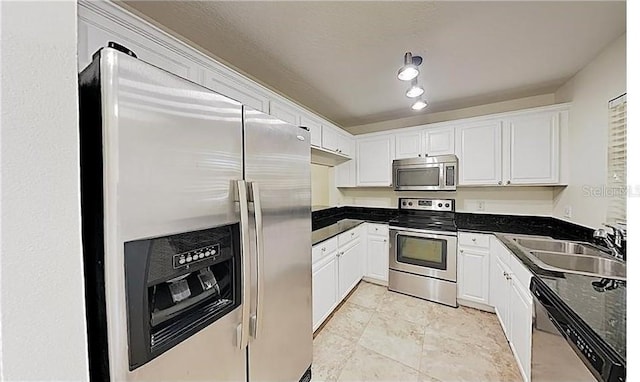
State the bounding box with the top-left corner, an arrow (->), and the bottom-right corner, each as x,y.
457,233 -> 492,309
509,277 -> 533,382
312,252 -> 338,331
489,236 -> 533,382
338,239 -> 363,301
312,225 -> 364,331
365,224 -> 389,285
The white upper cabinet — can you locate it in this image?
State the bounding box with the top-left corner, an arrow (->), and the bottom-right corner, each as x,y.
269,100 -> 299,125
202,71 -> 269,113
424,127 -> 455,156
394,126 -> 455,160
335,160 -> 356,187
504,111 -> 560,185
300,114 -> 322,147
395,131 -> 423,159
338,132 -> 355,157
357,135 -> 395,186
456,120 -> 503,186
322,126 -> 340,153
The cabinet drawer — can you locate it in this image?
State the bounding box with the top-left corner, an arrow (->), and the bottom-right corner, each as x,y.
510,256 -> 533,294
459,232 -> 491,248
491,237 -> 513,267
338,226 -> 361,247
367,223 -> 389,236
312,237 -> 338,263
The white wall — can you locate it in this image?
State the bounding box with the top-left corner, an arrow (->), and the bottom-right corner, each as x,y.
552,33 -> 626,228
311,164 -> 330,206
0,1 -> 89,381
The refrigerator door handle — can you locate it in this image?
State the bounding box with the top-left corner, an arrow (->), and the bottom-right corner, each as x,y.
235,180 -> 251,349
248,181 -> 265,339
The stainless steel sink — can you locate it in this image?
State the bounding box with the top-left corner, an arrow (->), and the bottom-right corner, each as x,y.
512,237 -> 604,256
529,251 -> 626,280
504,235 -> 626,280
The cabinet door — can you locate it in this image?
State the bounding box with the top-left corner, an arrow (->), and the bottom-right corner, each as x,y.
367,235 -> 389,282
335,160 -> 356,187
425,127 -> 455,156
357,135 -> 395,186
505,112 -> 560,185
395,131 -> 423,159
312,254 -> 338,331
202,70 -> 270,113
492,256 -> 511,337
322,126 -> 340,152
338,241 -> 363,300
78,17 -> 200,83
456,121 -> 503,186
340,134 -> 356,158
301,115 -> 322,147
269,100 -> 299,125
457,248 -> 490,305
509,278 -> 533,382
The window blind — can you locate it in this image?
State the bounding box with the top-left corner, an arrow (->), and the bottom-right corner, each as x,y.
606,94 -> 626,224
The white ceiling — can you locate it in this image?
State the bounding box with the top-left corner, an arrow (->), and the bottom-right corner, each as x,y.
122,1 -> 626,130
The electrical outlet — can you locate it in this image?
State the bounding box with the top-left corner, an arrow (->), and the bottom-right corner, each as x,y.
564,205 -> 572,218
477,201 -> 485,211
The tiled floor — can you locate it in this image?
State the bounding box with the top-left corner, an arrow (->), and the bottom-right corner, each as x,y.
312,281 -> 523,382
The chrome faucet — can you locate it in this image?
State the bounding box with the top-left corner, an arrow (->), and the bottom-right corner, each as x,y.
593,223 -> 626,260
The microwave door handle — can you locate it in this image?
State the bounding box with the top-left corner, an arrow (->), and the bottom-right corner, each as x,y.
439,164 -> 445,189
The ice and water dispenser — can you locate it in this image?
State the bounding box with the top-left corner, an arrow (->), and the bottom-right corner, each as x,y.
124,223 -> 241,369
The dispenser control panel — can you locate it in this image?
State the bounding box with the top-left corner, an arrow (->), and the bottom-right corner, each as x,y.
173,244 -> 220,269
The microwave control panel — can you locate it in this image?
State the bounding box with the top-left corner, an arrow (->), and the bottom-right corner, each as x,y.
173,244 -> 220,269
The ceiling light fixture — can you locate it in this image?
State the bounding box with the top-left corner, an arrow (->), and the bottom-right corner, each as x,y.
411,99 -> 428,111
405,78 -> 424,98
397,52 -> 422,81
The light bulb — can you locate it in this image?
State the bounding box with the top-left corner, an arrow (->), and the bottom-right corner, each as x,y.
411,99 -> 428,110
405,79 -> 424,98
397,66 -> 419,81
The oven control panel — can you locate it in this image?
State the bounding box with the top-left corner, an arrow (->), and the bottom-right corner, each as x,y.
399,198 -> 454,212
173,244 -> 220,269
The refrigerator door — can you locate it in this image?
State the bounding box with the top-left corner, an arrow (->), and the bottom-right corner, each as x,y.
89,48 -> 247,381
244,108 -> 313,381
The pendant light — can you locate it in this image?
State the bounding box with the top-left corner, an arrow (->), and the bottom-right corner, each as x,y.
405,78 -> 424,98
397,52 -> 422,81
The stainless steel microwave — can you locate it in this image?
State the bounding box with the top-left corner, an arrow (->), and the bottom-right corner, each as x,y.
392,155 -> 458,191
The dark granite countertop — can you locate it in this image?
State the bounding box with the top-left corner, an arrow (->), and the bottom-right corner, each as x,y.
495,233 -> 626,362
312,219 -> 364,245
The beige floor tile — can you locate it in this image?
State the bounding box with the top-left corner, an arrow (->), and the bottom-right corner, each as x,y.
347,281 -> 387,309
420,335 -> 521,382
337,345 -> 422,382
375,290 -> 433,325
312,330 -> 357,382
323,301 -> 375,342
359,312 -> 425,369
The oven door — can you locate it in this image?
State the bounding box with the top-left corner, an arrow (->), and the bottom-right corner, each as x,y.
393,163 -> 443,191
389,228 -> 457,282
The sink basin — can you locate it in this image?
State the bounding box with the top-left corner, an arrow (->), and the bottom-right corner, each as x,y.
529,251 -> 626,280
512,237 -> 605,256
503,235 -> 626,280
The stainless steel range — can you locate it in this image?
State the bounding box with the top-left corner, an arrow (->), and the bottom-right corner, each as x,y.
388,198 -> 458,307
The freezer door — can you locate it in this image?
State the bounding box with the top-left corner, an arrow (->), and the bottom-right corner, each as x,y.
244,108 -> 313,381
90,48 -> 247,381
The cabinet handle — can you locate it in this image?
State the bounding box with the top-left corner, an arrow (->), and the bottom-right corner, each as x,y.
507,180 -> 511,185
375,228 -> 378,231
471,238 -> 476,242
321,248 -> 326,252
383,239 -> 387,243
418,154 -> 422,157
498,181 -> 503,185
506,275 -> 512,280
460,249 -> 464,253
351,232 -> 355,236
503,271 -> 508,277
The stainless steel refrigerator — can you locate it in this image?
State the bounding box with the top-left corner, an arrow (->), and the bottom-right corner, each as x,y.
79,45 -> 312,381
